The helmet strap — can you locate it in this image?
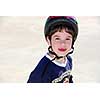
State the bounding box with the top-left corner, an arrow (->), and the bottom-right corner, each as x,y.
48,46 -> 63,61
48,46 -> 74,61
66,46 -> 74,57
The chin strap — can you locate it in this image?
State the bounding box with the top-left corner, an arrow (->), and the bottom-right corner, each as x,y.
48,46 -> 63,61
66,46 -> 74,57
48,46 -> 74,61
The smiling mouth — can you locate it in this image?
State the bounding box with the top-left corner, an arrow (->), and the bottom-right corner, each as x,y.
58,48 -> 67,52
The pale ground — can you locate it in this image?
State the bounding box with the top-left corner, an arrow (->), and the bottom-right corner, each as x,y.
0,16 -> 100,83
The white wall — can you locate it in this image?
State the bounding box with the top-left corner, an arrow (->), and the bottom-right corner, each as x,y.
0,16 -> 100,83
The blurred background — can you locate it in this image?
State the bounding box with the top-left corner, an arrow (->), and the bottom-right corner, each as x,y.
0,16 -> 100,83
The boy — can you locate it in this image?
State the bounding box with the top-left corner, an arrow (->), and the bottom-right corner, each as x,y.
27,16 -> 78,83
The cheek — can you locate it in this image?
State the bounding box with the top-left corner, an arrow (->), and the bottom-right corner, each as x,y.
67,42 -> 72,48
66,43 -> 72,52
66,39 -> 73,48
51,41 -> 59,52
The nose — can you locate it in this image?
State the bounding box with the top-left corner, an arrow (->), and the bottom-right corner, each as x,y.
60,40 -> 66,46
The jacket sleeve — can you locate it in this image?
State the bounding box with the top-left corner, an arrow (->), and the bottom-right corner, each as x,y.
67,56 -> 74,83
67,56 -> 73,70
27,57 -> 50,83
27,66 -> 42,83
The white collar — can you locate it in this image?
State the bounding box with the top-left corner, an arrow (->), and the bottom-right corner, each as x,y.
45,53 -> 68,67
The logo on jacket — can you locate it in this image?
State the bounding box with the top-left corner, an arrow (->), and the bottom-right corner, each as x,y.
52,70 -> 71,83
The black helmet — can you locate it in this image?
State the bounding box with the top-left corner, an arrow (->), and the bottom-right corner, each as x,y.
44,16 -> 78,44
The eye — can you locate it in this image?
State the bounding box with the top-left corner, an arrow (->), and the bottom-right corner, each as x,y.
66,38 -> 70,40
55,37 -> 60,40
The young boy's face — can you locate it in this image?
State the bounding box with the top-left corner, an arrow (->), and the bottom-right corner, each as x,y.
47,29 -> 73,57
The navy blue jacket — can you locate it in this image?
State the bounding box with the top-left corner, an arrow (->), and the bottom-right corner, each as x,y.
27,55 -> 73,83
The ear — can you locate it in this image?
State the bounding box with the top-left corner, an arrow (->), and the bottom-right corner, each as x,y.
46,36 -> 51,46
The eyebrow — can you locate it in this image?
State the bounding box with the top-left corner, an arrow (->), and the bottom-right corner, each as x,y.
53,35 -> 60,37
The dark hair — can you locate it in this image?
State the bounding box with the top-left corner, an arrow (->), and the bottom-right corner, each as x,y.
46,24 -> 74,42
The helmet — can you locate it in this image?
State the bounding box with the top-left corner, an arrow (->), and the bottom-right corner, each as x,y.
44,16 -> 78,45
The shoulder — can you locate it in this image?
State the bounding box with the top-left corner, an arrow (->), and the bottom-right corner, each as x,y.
38,56 -> 50,65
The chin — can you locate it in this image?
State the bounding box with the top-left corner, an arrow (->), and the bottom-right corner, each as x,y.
57,54 -> 66,57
